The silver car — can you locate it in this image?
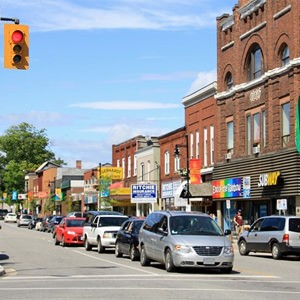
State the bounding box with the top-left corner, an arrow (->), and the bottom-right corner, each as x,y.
139,211 -> 234,273
238,215 -> 300,259
17,214 -> 33,227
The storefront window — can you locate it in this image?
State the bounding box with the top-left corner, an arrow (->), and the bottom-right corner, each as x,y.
227,121 -> 234,150
281,102 -> 290,147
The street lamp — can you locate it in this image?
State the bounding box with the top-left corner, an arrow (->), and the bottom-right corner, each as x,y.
174,134 -> 190,205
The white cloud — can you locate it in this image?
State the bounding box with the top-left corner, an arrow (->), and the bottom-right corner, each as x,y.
0,0 -> 229,32
186,70 -> 217,95
1,111 -> 69,126
70,101 -> 180,110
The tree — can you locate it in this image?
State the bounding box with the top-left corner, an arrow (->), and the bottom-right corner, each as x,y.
0,122 -> 65,198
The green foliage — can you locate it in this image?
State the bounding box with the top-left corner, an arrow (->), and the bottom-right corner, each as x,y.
0,122 -> 65,196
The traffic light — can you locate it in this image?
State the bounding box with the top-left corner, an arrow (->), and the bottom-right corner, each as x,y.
4,24 -> 29,70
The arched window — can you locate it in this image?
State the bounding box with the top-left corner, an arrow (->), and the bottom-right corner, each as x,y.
225,72 -> 233,90
246,44 -> 263,81
281,44 -> 290,66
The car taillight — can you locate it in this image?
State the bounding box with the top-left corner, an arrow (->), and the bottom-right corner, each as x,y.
282,233 -> 289,244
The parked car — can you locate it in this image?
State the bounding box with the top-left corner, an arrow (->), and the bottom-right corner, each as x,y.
238,215 -> 300,259
139,211 -> 234,273
35,218 -> 43,231
47,215 -> 64,233
83,213 -> 129,253
0,209 -> 9,220
28,216 -> 43,230
115,217 -> 145,261
66,211 -> 87,218
40,215 -> 53,232
54,217 -> 86,247
84,210 -> 124,224
4,213 -> 17,223
17,214 -> 33,227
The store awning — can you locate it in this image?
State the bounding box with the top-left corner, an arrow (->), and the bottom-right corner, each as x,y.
189,182 -> 212,197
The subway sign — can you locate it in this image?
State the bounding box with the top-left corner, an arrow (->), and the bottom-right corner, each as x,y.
258,171 -> 280,187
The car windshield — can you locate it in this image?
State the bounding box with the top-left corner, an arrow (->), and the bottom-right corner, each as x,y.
170,215 -> 223,236
100,217 -> 128,227
22,215 -> 32,219
66,219 -> 85,227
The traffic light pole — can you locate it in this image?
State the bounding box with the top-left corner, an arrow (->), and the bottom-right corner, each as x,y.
0,17 -> 20,24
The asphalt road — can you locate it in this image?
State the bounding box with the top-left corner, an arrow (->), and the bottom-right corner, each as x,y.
0,220 -> 300,300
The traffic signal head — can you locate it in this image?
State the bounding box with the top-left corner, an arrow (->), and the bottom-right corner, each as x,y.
4,24 -> 29,70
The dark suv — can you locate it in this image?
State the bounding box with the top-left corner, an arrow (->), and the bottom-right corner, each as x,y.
139,211 -> 233,273
238,215 -> 300,259
0,209 -> 9,220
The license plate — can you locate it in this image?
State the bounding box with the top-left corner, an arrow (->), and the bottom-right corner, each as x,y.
203,258 -> 215,265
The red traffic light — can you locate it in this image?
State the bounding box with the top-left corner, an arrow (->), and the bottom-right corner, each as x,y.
11,30 -> 24,44
4,24 -> 29,70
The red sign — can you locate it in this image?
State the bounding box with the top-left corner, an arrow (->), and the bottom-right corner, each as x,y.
190,159 -> 201,184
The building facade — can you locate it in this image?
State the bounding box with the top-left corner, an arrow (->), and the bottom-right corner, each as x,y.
213,0 -> 300,229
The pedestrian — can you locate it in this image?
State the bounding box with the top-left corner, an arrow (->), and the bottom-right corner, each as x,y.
233,209 -> 244,236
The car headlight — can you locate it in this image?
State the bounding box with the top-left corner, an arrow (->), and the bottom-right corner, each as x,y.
223,246 -> 234,255
67,231 -> 76,235
103,232 -> 113,238
173,245 -> 192,253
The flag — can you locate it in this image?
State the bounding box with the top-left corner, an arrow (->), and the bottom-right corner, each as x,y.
296,96 -> 300,154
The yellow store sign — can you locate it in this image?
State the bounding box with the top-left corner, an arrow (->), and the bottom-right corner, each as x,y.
99,167 -> 123,180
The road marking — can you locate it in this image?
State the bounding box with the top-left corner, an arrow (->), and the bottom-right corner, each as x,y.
2,274 -> 282,281
0,286 -> 299,295
71,249 -> 159,275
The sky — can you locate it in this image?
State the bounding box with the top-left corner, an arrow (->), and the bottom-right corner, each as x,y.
0,0 -> 237,169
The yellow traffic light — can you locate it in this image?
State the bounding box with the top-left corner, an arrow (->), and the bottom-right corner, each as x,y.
4,24 -> 29,70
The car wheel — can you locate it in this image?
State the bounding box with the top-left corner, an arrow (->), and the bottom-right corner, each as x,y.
84,237 -> 92,251
220,267 -> 233,274
130,245 -> 138,261
115,242 -> 122,258
54,237 -> 60,246
165,249 -> 176,272
140,245 -> 150,266
271,243 -> 282,260
61,236 -> 66,247
97,238 -> 105,253
238,240 -> 249,256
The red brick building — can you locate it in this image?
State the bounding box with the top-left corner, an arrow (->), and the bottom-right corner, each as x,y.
111,136 -> 156,215
213,0 -> 300,229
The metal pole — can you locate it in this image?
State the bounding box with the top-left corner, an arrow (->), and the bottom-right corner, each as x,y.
185,134 -> 190,206
53,177 -> 56,215
98,163 -> 102,211
0,17 -> 20,24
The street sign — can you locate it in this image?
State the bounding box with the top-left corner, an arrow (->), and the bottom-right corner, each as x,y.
277,199 -> 287,210
131,184 -> 157,203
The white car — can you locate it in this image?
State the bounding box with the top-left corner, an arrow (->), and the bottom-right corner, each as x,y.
4,213 -> 17,223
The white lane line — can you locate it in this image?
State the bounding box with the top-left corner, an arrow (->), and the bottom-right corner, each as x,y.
2,274 -> 283,281
0,287 -> 299,294
71,249 -> 159,275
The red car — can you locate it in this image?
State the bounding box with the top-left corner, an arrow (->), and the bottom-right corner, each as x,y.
54,217 -> 85,247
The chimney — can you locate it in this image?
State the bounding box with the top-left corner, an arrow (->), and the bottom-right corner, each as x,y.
76,160 -> 82,169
